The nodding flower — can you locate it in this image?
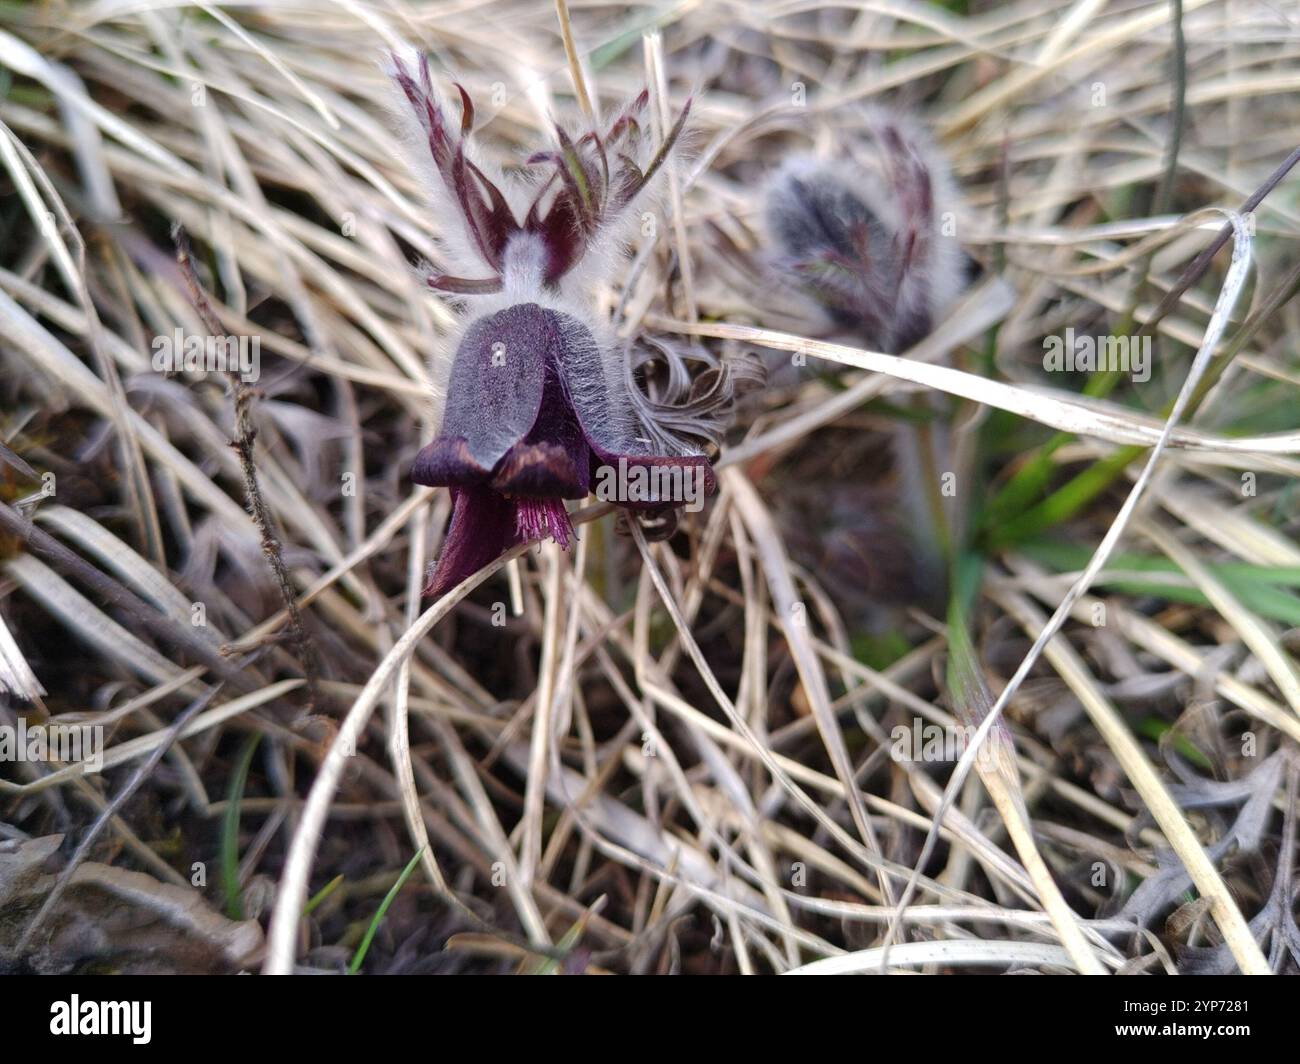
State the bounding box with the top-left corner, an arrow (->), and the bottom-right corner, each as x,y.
763,111 -> 968,354
387,50 -> 721,598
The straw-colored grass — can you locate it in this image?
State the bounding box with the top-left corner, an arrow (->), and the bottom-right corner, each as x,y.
1,0 -> 1298,975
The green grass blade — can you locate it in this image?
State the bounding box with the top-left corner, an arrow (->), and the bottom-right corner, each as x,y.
347,848 -> 424,975
304,874 -> 345,917
221,732 -> 261,920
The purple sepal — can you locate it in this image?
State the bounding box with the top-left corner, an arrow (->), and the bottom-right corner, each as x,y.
414,302 -> 717,595
422,486 -> 521,599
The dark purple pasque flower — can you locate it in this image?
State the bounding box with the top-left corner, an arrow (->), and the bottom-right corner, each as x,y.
763,111 -> 969,353
409,300 -> 716,597
387,51 -> 715,597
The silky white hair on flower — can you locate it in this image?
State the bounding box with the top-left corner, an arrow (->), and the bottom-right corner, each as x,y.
385,49 -> 692,441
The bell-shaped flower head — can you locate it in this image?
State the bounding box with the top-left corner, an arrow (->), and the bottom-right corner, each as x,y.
387,51 -> 714,597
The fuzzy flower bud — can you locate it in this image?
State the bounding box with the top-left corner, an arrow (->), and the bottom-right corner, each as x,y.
763,111 -> 968,353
